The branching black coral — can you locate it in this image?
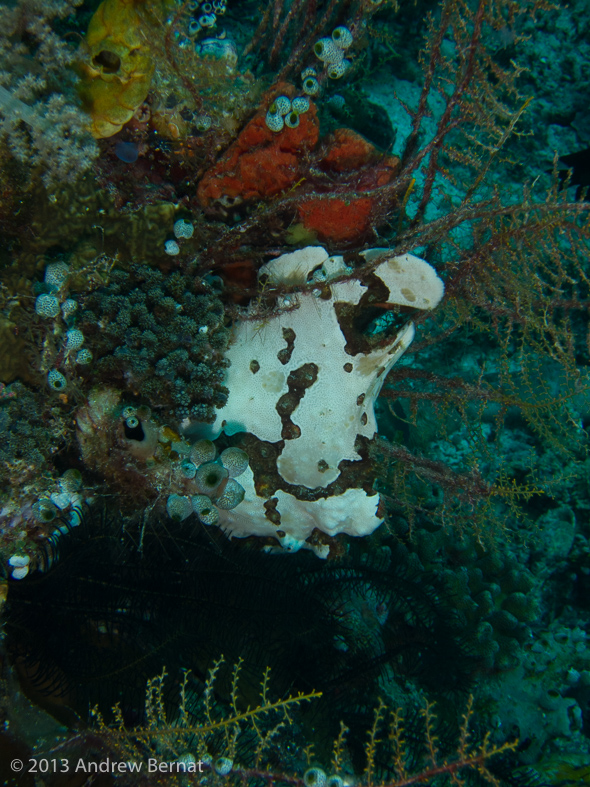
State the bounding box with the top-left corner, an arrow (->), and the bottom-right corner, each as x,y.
88,658 -> 321,777
365,696 -> 517,787
343,0 -> 590,538
36,669 -> 517,787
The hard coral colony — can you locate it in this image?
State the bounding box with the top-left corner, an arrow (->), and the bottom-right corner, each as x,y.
1,0 -> 590,782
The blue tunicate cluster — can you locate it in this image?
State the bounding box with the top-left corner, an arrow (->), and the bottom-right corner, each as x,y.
31,498 -> 58,523
174,0 -> 230,53
79,263 -> 229,424
166,494 -> 193,522
265,93 -> 311,133
214,478 -> 245,509
214,758 -> 233,776
303,769 -> 327,787
33,258 -> 90,389
47,369 -> 67,390
166,441 -> 248,526
219,446 -> 249,477
313,26 -> 352,80
34,260 -> 71,313
164,217 -> 194,255
35,293 -> 61,318
189,0 -> 226,34
164,239 -> 180,256
195,461 -> 228,494
44,261 -> 69,292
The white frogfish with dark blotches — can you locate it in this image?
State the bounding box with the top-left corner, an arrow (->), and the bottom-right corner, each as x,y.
208,246 -> 444,556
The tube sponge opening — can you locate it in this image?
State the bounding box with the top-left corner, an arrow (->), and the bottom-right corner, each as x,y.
195,462 -> 228,495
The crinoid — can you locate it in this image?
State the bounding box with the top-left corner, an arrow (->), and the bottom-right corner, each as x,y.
4,505 -> 485,744
33,667 -> 523,787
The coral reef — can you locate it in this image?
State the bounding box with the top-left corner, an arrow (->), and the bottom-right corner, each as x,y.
0,318 -> 31,384
1,0 -> 590,780
0,381 -> 90,581
0,651 -> 514,787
